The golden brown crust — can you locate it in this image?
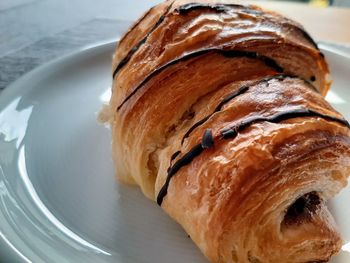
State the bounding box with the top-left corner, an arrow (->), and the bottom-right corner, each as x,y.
111,0 -> 329,108
160,120 -> 350,262
112,1 -> 170,71
102,1 -> 350,262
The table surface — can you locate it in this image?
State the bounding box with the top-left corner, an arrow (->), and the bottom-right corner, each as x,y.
1,0 -> 350,91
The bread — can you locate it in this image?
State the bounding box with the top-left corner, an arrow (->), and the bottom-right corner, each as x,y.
101,1 -> 350,262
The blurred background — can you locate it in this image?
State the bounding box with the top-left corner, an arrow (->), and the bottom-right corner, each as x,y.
0,0 -> 349,90
280,0 -> 349,6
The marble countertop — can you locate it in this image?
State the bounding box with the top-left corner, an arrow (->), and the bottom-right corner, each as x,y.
0,0 -> 162,90
1,0 -> 350,91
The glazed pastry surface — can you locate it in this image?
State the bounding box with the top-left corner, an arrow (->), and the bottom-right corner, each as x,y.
102,1 -> 350,262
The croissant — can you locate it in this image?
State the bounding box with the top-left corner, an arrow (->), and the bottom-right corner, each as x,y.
101,1 -> 350,262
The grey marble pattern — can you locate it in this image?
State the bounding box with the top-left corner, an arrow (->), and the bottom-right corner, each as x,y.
0,0 -> 163,91
0,0 -> 161,56
0,56 -> 41,90
0,0 -> 39,11
0,18 -> 131,90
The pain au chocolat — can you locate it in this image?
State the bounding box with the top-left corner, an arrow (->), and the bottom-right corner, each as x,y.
101,0 -> 350,262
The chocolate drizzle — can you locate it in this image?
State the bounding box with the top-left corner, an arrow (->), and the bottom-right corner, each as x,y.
175,3 -> 243,14
157,144 -> 203,205
176,2 -> 267,16
113,2 -> 243,78
181,74 -> 318,144
116,49 -> 284,111
156,108 -> 350,205
113,2 -> 319,79
201,129 -> 214,149
177,3 -> 318,49
220,109 -> 349,139
299,29 -> 319,50
167,151 -> 182,172
170,151 -> 181,161
118,6 -> 155,47
181,85 -> 250,144
112,2 -> 174,78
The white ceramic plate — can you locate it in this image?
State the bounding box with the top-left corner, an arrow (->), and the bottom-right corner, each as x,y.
0,42 -> 349,263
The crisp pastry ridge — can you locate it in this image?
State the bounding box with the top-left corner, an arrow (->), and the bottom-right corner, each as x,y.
101,1 -> 350,262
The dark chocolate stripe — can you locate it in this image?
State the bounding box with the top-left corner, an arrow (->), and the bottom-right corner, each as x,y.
116,49 -> 284,111
157,144 -> 203,206
176,3 -> 318,49
118,6 -> 155,46
175,3 -> 246,14
181,74 -> 277,144
170,150 -> 181,161
299,28 -> 319,50
113,2 -> 318,79
113,2 -> 243,78
201,129 -> 214,149
112,2 -> 174,78
180,85 -> 249,144
168,150 -> 181,172
220,109 -> 350,139
114,2 -> 319,79
180,74 -> 319,144
176,3 -> 266,16
156,108 -> 350,205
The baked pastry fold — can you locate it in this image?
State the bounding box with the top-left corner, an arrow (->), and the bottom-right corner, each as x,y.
102,1 -> 350,262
